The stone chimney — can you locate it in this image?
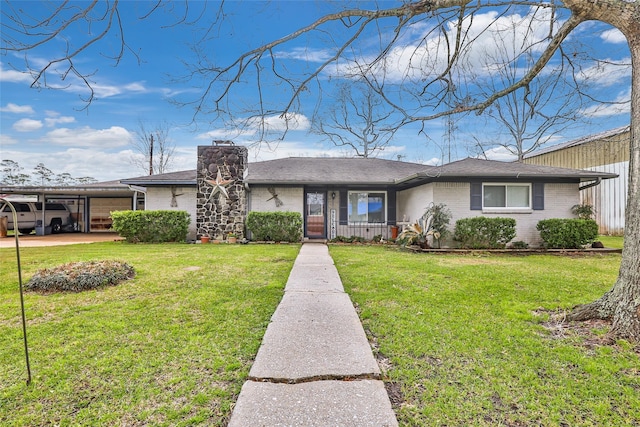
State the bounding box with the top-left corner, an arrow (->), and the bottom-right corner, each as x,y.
196,144 -> 248,240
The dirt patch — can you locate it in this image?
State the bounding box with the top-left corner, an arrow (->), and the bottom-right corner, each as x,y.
534,308 -> 615,349
384,381 -> 404,408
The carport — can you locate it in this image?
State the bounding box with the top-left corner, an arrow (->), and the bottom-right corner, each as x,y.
0,181 -> 139,233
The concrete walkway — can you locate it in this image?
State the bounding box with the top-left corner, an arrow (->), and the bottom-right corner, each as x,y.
228,243 -> 398,427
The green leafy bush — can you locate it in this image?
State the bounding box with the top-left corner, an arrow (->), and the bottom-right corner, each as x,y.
111,210 -> 190,243
536,218 -> 599,249
25,260 -> 135,293
246,211 -> 302,242
453,216 -> 516,249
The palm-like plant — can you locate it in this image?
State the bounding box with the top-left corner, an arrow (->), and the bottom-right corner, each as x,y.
398,215 -> 434,249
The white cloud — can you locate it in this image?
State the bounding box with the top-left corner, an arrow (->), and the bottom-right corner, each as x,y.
197,113 -> 313,144
275,47 -> 335,63
1,103 -> 34,114
247,113 -> 311,132
92,82 -> 148,98
482,146 -> 518,162
0,134 -> 19,146
0,63 -> 33,84
13,118 -> 43,132
333,7 -> 560,84
577,58 -> 631,87
44,116 -> 76,127
263,113 -> 311,131
196,128 -> 256,141
601,28 -> 627,44
43,126 -> 133,147
580,88 -> 631,117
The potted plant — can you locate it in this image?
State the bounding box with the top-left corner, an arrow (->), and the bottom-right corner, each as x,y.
200,235 -> 210,244
227,233 -> 237,244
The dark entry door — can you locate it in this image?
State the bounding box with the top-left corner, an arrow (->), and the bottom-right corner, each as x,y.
305,191 -> 325,238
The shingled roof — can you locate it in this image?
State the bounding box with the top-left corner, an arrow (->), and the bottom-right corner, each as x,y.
245,157 -> 433,185
117,156 -> 617,188
120,170 -> 197,186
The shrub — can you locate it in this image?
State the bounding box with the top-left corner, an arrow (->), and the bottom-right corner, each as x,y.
111,210 -> 190,243
246,211 -> 302,242
571,203 -> 595,220
453,216 -> 517,249
536,218 -> 599,249
25,260 -> 135,293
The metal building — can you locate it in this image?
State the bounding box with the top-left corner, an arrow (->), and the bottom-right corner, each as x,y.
523,126 -> 629,235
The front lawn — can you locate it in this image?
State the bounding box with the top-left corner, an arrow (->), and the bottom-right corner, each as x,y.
330,245 -> 639,426
3,242 -> 637,426
0,242 -> 299,426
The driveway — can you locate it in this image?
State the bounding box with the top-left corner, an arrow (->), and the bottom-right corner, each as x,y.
0,233 -> 124,248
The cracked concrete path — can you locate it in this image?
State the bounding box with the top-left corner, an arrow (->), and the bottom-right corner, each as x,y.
228,243 -> 398,427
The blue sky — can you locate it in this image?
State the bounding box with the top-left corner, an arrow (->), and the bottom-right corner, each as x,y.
0,1 -> 632,182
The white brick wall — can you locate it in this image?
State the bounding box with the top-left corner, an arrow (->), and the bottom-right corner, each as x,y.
399,182 -> 580,247
145,187 -> 198,240
397,184 -> 434,224
248,186 -> 304,215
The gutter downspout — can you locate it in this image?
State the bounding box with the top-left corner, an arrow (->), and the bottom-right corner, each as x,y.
128,185 -> 147,211
579,177 -> 601,191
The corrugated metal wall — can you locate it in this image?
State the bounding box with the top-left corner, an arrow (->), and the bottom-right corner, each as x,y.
524,129 -> 629,235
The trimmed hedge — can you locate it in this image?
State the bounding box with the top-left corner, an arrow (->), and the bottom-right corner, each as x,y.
246,211 -> 302,242
536,218 -> 599,249
453,216 -> 517,249
111,210 -> 190,243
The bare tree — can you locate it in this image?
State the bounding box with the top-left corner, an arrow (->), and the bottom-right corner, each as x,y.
469,17 -> 585,161
312,81 -> 399,158
2,1 -> 639,341
132,121 -> 175,175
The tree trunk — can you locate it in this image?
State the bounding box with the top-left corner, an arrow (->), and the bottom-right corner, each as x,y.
566,0 -> 640,342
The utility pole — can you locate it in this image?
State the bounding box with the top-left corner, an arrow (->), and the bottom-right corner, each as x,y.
149,134 -> 154,175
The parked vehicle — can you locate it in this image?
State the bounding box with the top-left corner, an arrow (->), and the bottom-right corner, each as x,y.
0,201 -> 73,234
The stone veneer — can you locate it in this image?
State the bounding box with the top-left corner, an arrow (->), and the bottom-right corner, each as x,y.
196,144 -> 248,240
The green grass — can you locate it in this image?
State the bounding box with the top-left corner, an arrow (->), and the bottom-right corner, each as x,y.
1,242 -> 299,426
3,241 -> 637,426
330,245 -> 639,427
598,234 -> 624,249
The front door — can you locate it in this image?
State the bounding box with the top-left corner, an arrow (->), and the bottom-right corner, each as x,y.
305,191 -> 325,238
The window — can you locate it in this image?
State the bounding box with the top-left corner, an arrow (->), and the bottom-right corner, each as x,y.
483,184 -> 531,209
347,192 -> 386,223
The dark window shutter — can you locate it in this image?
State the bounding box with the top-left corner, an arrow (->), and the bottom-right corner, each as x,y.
470,182 -> 482,210
339,189 -> 348,225
387,190 -> 396,225
532,182 -> 544,210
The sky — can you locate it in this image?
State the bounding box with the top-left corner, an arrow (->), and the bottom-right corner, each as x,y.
0,1 -> 632,183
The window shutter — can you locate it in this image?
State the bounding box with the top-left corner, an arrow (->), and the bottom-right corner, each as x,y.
470,182 -> 482,210
532,182 -> 544,210
387,190 -> 396,225
339,189 -> 348,225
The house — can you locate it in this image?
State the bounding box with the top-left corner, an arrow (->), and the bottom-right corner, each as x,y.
523,126 -> 629,235
119,144 -> 617,247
